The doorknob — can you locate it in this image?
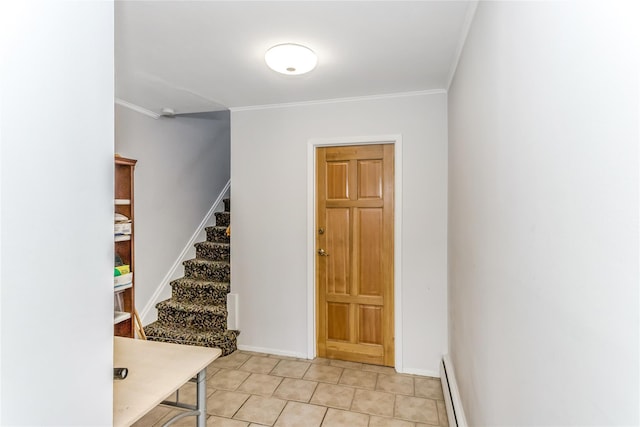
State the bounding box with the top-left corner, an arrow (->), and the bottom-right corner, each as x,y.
317,248 -> 330,256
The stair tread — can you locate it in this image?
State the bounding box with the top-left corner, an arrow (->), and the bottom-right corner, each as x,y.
195,241 -> 230,247
205,226 -> 230,244
171,278 -> 229,288
156,299 -> 227,315
146,322 -> 238,337
214,214 -> 231,227
184,258 -> 229,266
144,322 -> 239,355
184,258 -> 230,282
205,225 -> 229,231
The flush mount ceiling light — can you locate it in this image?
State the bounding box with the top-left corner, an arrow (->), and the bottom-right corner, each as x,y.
265,43 -> 317,75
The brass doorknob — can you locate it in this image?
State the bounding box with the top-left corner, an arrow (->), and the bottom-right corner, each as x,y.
317,248 -> 330,256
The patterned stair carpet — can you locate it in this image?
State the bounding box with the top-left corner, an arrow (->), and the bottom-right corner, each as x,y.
145,198 -> 239,355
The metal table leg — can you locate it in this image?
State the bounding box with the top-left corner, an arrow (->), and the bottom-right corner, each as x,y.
196,369 -> 207,427
160,368 -> 207,427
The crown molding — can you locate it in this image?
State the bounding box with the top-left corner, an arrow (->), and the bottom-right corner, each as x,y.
229,89 -> 447,112
446,0 -> 479,91
115,98 -> 160,119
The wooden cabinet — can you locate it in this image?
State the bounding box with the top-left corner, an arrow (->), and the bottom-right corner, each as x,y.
114,156 -> 137,338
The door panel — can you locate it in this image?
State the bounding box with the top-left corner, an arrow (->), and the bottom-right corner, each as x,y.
326,208 -> 350,294
359,305 -> 383,345
358,160 -> 383,199
316,144 -> 394,366
358,208 -> 383,296
327,303 -> 350,341
326,162 -> 350,200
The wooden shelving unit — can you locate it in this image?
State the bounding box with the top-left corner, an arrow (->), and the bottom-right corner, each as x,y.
114,156 -> 137,338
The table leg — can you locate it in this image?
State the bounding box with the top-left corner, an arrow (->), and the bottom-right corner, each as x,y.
196,369 -> 207,427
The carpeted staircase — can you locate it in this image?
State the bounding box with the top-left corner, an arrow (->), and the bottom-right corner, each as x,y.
144,198 -> 239,355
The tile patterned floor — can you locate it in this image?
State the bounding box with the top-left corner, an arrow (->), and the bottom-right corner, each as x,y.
132,350 -> 449,427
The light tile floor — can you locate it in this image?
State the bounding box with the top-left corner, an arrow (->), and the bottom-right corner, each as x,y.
132,350 -> 449,427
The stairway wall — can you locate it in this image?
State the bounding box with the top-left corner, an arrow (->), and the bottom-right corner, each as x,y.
115,106 -> 231,322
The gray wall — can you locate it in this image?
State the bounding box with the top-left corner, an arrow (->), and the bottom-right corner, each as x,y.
1,1 -> 114,424
231,93 -> 448,375
115,106 -> 230,323
448,2 -> 639,425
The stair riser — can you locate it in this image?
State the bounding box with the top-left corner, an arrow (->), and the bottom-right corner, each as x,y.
147,336 -> 237,356
195,243 -> 230,262
172,283 -> 229,306
223,198 -> 231,213
206,227 -> 230,244
157,306 -> 227,332
173,294 -> 227,306
145,322 -> 238,356
215,211 -> 231,227
184,262 -> 230,282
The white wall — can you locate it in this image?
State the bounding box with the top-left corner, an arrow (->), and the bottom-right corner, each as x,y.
115,107 -> 230,323
448,1 -> 639,425
231,93 -> 448,375
0,1 -> 114,424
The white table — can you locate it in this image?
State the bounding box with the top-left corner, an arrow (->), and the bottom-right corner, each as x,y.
113,337 -> 221,427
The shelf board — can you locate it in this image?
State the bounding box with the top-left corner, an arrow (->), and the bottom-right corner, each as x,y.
114,283 -> 133,293
115,235 -> 131,242
114,311 -> 131,325
115,199 -> 131,205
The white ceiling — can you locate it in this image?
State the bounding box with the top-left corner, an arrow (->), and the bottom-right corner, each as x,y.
115,1 -> 474,114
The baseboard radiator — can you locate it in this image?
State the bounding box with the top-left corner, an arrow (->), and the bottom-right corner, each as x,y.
440,355 -> 468,427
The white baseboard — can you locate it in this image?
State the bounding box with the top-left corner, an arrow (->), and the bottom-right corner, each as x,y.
140,180 -> 231,325
401,367 -> 440,378
441,355 -> 468,427
237,345 -> 307,359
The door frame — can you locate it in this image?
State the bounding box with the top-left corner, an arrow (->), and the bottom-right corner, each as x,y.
307,135 -> 403,372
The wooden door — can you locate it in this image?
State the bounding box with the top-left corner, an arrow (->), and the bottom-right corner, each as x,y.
316,144 -> 394,366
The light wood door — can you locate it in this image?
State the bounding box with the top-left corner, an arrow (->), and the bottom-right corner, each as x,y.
316,144 -> 394,366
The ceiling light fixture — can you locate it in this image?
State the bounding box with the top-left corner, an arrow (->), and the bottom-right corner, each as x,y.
265,43 -> 317,75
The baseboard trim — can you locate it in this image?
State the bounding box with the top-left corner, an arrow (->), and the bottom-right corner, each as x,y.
441,355 -> 468,427
140,180 -> 231,325
401,367 -> 440,378
237,345 -> 307,360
